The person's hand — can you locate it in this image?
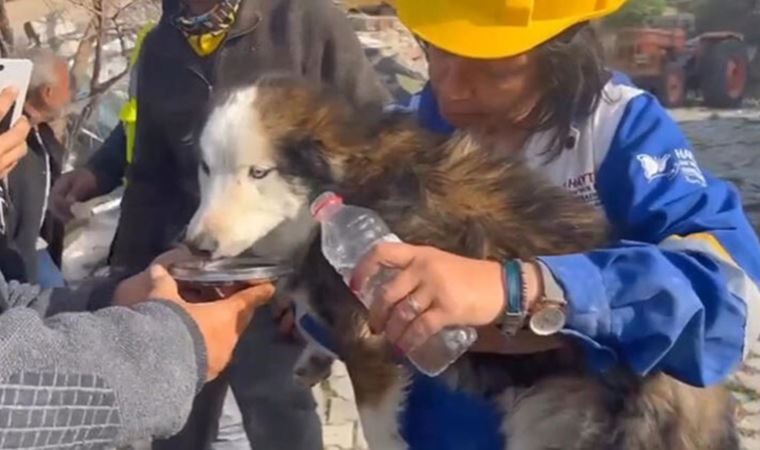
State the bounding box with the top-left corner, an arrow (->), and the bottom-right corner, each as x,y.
141,264 -> 274,380
272,296 -> 296,338
113,247 -> 196,307
50,168 -> 99,222
350,243 -> 540,354
0,87 -> 30,178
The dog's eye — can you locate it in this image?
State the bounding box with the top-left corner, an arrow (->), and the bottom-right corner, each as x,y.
249,167 -> 273,180
200,160 -> 210,175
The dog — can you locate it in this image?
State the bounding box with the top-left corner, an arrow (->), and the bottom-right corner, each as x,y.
185,75 -> 739,450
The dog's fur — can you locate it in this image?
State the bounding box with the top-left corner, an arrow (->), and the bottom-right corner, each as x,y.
186,75 -> 739,450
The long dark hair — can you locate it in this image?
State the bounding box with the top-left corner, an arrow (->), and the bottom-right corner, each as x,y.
529,23 -> 610,160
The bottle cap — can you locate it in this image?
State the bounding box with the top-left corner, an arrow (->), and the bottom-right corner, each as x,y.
310,191 -> 344,220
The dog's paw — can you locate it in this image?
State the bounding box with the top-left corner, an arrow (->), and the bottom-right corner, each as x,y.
293,343 -> 335,387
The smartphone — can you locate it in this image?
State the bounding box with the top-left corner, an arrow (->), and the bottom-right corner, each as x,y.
0,59 -> 33,134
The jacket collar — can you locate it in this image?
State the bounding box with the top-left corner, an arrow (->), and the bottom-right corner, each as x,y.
154,0 -> 261,60
227,0 -> 261,40
164,0 -> 262,39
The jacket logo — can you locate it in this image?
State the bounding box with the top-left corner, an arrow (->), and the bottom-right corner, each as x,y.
637,154 -> 675,181
637,149 -> 706,187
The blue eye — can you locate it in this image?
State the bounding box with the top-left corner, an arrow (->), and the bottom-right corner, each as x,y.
249,167 -> 273,180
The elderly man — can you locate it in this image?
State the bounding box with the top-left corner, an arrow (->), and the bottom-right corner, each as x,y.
4,48 -> 70,288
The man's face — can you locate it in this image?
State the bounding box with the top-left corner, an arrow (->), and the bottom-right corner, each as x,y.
427,44 -> 542,132
37,61 -> 72,122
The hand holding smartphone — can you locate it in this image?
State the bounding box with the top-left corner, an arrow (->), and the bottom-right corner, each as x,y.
0,59 -> 33,179
0,59 -> 32,133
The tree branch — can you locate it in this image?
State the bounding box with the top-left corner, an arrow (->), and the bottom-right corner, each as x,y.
0,0 -> 13,55
91,66 -> 130,95
23,22 -> 42,47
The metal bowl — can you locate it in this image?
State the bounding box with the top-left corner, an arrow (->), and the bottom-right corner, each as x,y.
169,257 -> 293,287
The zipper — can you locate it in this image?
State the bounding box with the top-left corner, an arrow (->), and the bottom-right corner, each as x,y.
32,128 -> 51,233
187,66 -> 213,94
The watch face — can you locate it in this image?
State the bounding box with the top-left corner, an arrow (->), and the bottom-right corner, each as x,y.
529,305 -> 566,336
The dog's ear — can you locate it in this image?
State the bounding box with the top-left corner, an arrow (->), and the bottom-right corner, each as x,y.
277,134 -> 333,187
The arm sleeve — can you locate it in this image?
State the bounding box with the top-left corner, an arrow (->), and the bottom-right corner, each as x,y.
85,123 -> 128,196
301,0 -> 392,110
108,68 -> 179,271
538,93 -> 760,387
0,274 -> 206,448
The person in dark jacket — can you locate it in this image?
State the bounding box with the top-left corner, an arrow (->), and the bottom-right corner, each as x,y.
54,0 -> 390,449
0,86 -> 276,450
3,48 -> 70,287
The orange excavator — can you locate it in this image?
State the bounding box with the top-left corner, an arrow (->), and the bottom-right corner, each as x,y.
609,16 -> 750,108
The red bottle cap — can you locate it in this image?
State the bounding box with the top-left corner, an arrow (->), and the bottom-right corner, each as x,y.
310,191 -> 344,220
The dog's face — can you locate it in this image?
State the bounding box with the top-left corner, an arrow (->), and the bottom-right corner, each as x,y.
186,79 -> 340,259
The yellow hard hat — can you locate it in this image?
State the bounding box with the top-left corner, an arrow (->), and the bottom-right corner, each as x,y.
395,0 -> 627,59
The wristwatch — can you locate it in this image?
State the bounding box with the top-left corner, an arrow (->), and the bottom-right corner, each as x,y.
527,262 -> 567,336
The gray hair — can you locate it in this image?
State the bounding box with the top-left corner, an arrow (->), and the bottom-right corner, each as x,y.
12,47 -> 66,93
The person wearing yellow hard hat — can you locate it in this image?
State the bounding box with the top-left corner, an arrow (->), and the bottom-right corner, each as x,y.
352,1 -> 760,448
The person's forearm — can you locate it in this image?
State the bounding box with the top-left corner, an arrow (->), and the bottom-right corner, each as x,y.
0,302 -> 205,448
0,278 -> 93,316
539,241 -> 752,387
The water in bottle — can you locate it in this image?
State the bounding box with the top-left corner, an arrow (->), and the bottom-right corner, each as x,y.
310,191 -> 478,376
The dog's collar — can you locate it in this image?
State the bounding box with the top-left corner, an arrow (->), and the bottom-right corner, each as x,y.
295,308 -> 420,371
296,312 -> 342,359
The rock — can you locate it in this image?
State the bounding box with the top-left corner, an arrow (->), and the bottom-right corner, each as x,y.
329,374 -> 356,401
313,383 -> 328,423
355,424 -> 369,450
323,423 -> 356,449
328,397 -> 360,425
745,400 -> 760,414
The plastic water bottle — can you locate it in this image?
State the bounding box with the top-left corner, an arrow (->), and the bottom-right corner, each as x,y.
310,191 -> 478,377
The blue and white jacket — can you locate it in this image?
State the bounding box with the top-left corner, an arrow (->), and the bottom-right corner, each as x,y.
398,77 -> 760,450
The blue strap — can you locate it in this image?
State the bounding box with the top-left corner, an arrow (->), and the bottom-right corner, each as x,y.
504,260 -> 523,316
296,313 -> 341,359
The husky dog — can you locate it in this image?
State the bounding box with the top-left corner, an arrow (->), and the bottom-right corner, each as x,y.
185,75 -> 739,450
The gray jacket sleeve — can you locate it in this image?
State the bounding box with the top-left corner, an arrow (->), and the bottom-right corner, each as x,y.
0,276 -> 206,449
301,0 -> 392,110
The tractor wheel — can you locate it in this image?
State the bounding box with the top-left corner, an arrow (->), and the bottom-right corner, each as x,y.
700,39 -> 749,108
657,63 -> 687,108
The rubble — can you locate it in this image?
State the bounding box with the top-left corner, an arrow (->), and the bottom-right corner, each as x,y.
349,12 -> 428,105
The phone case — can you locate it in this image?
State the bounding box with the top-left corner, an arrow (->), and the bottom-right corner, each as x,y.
0,59 -> 33,129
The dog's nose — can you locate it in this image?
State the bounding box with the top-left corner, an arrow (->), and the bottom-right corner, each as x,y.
184,233 -> 219,256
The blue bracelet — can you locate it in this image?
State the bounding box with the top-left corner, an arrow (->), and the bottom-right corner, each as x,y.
500,260 -> 525,335
504,260 -> 523,315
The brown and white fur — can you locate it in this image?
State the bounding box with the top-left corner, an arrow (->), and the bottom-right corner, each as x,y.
185,75 -> 739,450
